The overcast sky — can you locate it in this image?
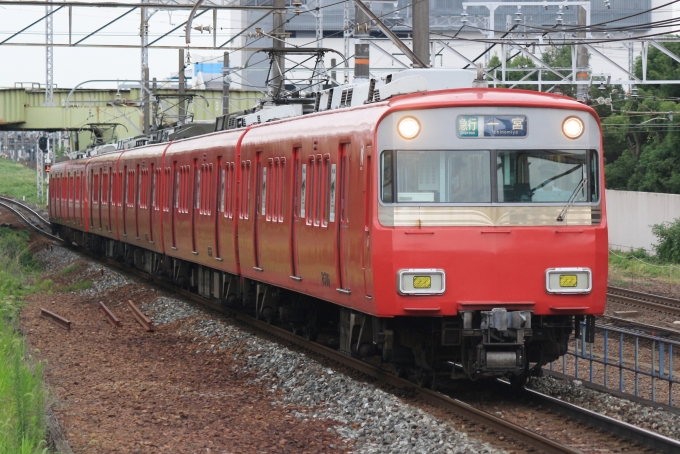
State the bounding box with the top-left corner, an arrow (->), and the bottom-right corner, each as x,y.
0,3 -> 243,90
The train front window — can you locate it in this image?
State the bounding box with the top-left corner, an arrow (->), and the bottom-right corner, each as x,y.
380,149 -> 599,204
381,150 -> 491,204
497,150 -> 598,203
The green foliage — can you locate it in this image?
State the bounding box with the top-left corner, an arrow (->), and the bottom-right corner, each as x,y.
0,317 -> 48,454
652,218 -> 680,263
0,232 -> 47,453
602,41 -> 680,192
0,159 -> 41,206
59,280 -> 92,293
57,264 -> 81,276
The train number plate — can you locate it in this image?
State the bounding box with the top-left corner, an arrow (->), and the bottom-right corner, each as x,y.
413,276 -> 431,289
559,275 -> 578,287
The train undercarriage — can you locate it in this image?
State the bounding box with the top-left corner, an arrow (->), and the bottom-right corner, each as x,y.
56,224 -> 589,388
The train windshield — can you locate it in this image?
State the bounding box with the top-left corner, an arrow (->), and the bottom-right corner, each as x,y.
380,149 -> 598,204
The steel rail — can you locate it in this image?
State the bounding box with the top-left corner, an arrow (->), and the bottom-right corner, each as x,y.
0,201 -> 63,242
0,196 -> 50,225
600,314 -> 680,338
609,285 -> 680,308
99,302 -> 121,328
127,300 -> 154,332
607,286 -> 680,317
519,386 -> 680,454
40,308 -> 72,330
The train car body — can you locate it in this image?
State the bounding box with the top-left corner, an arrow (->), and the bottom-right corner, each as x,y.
50,69 -> 607,384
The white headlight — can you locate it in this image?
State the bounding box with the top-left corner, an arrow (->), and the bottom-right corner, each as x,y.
398,117 -> 421,140
562,117 -> 584,139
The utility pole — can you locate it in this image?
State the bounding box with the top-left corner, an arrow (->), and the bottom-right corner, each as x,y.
44,0 -> 54,106
412,0 -> 430,67
354,4 -> 371,80
223,52 -> 230,116
576,5 -> 589,102
343,0 -> 351,83
271,0 -> 287,98
143,66 -> 150,133
178,49 -> 186,125
141,0 -> 150,131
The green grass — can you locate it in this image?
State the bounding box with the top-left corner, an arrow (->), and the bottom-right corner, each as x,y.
609,249 -> 680,288
0,159 -> 42,206
57,264 -> 81,276
59,280 -> 92,293
0,228 -> 47,453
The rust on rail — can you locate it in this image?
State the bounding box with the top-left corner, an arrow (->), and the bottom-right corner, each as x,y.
127,300 -> 154,332
40,308 -> 71,330
99,302 -> 121,328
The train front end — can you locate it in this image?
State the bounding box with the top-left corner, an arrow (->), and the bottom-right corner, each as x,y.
372,90 -> 607,382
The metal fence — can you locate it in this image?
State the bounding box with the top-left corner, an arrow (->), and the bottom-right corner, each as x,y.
549,320 -> 680,407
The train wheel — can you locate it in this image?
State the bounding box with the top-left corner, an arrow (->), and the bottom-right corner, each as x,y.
394,366 -> 408,379
303,327 -> 318,342
509,372 -> 528,389
414,368 -> 433,389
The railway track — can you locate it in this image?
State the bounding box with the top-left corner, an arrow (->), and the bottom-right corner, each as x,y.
0,196 -> 62,242
607,285 -> 680,317
5,197 -> 680,453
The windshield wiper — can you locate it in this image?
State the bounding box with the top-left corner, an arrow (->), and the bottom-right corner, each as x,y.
556,177 -> 586,222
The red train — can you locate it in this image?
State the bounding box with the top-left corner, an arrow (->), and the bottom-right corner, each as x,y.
49,70 -> 607,385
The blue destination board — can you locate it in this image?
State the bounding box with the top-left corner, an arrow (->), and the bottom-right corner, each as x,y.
457,115 -> 527,138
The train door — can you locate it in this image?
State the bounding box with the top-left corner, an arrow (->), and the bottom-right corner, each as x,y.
363,145 -> 373,296
192,159 -> 199,253
149,164 -> 155,243
107,167 -> 113,232
215,156 -> 223,259
291,148 -> 301,279
135,164 -> 141,239
98,168 -> 103,230
253,152 -> 264,270
172,162 -> 178,249
123,167 -> 128,236
337,143 -> 351,292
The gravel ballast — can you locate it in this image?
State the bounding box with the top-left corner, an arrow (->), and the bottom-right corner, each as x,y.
141,297 -> 505,454
529,375 -> 680,439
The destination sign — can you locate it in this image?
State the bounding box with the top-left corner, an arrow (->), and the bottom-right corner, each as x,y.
457,115 -> 527,138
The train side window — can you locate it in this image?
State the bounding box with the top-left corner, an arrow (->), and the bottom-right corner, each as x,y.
240,161 -> 251,220
260,161 -> 267,217
226,163 -> 232,218
163,168 -> 170,212
266,160 -> 273,221
174,168 -> 180,210
329,162 -> 337,223
194,163 -> 201,211
306,157 -> 314,225
136,167 -> 142,207
219,167 -> 226,214
323,156 -> 331,226
380,151 -> 394,203
314,156 -> 322,226
230,163 -> 236,218
93,173 -> 99,205
299,161 -> 306,219
207,164 -> 213,215
108,169 -> 113,206
246,161 -> 251,219
240,162 -> 246,219
151,168 -> 157,210
279,158 -> 285,222
102,172 -> 108,205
